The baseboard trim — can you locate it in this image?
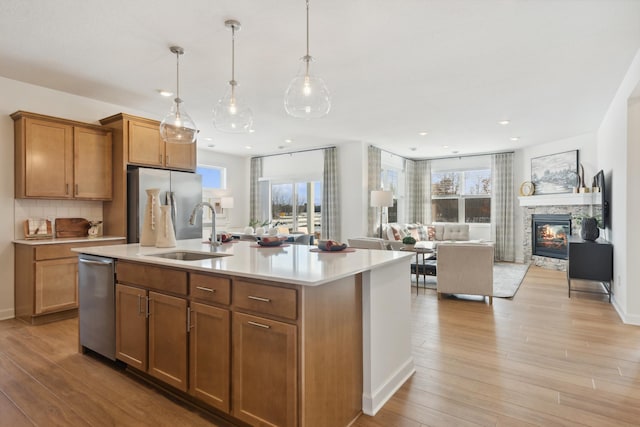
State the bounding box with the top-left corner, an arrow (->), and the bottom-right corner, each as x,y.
612,298 -> 640,325
362,357 -> 415,416
0,308 -> 15,321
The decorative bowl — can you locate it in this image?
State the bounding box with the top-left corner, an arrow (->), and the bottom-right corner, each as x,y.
258,239 -> 284,247
317,240 -> 348,251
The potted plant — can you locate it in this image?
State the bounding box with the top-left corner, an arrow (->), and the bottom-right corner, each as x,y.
402,236 -> 416,249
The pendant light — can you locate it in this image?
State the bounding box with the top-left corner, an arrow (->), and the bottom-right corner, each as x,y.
284,0 -> 330,119
160,46 -> 198,144
213,20 -> 253,133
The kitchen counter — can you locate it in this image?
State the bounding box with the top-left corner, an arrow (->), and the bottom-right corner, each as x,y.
73,239 -> 415,419
71,238 -> 412,286
13,235 -> 125,245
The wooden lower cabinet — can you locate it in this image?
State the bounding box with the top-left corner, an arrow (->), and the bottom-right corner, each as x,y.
115,284 -> 188,392
15,239 -> 125,325
115,284 -> 147,370
189,302 -> 230,412
148,291 -> 188,392
232,312 -> 297,427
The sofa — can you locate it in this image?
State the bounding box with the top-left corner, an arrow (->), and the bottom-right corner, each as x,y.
382,223 -> 484,250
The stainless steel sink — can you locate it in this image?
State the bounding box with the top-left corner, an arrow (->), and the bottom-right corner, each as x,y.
146,251 -> 231,261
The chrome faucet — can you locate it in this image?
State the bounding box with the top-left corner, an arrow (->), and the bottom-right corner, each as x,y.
189,202 -> 221,248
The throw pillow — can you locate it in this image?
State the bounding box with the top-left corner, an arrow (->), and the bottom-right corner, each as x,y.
427,226 -> 436,241
417,225 -> 428,241
390,224 -> 403,241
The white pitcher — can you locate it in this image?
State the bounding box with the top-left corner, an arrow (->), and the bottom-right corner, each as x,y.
140,188 -> 161,246
155,205 -> 177,248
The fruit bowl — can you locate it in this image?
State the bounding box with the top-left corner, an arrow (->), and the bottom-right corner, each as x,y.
317,240 -> 348,251
258,236 -> 286,247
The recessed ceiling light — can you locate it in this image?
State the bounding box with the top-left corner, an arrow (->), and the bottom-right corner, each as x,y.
418,131 -> 428,136
207,144 -> 215,148
249,129 -> 256,133
158,90 -> 173,97
409,147 -> 417,151
452,150 -> 459,154
442,145 -> 449,149
278,145 -> 285,149
245,145 -> 252,150
510,136 -> 520,141
202,137 -> 213,141
284,139 -> 293,143
498,120 -> 510,125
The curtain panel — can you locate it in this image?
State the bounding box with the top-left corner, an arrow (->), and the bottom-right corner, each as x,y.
249,157 -> 262,224
321,147 -> 340,241
367,146 -> 382,236
491,153 -> 515,261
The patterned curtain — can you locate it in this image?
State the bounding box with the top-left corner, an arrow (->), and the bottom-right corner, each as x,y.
321,147 -> 340,241
367,146 -> 382,236
491,152 -> 515,261
249,157 -> 262,224
407,159 -> 430,224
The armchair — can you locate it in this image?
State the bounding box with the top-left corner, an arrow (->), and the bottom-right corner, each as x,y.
436,243 -> 494,304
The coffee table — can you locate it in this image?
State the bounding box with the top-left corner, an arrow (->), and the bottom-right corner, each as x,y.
402,246 -> 436,294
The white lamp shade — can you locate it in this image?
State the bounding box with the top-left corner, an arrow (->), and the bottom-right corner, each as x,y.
220,197 -> 234,209
370,190 -> 394,207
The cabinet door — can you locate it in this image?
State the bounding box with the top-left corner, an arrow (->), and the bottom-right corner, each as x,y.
165,141 -> 196,171
128,120 -> 164,167
148,291 -> 188,392
34,258 -> 78,314
232,312 -> 297,427
74,127 -> 113,199
189,302 -> 230,412
115,284 -> 147,370
24,118 -> 73,198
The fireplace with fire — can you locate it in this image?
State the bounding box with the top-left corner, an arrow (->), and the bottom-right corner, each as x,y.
532,214 -> 571,259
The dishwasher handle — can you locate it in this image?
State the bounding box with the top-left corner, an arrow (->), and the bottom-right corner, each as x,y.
79,258 -> 114,266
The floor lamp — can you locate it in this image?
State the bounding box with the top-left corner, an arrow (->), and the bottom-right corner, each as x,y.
370,190 -> 394,238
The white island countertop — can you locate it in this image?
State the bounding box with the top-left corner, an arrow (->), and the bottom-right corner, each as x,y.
72,238 -> 413,286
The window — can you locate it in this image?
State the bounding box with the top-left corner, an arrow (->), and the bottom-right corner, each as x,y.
431,169 -> 491,223
196,165 -> 226,237
270,180 -> 322,235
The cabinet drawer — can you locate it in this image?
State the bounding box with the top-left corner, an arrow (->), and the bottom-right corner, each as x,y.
190,273 -> 231,305
116,261 -> 187,295
233,280 -> 297,320
35,240 -> 124,260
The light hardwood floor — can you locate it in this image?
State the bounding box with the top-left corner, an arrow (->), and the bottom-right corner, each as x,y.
1,266 -> 638,426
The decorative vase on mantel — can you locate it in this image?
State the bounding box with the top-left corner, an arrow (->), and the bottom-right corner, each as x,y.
140,188 -> 161,246
155,205 -> 177,248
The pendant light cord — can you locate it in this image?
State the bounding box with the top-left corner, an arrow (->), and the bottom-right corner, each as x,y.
231,24 -> 236,84
306,0 -> 310,58
175,50 -> 182,105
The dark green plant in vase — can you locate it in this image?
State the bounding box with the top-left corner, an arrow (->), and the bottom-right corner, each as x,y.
402,236 -> 416,245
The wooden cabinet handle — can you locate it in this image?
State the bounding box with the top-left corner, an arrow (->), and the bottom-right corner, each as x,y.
65,183 -> 69,195
75,183 -> 79,195
187,307 -> 194,332
248,295 -> 271,303
196,286 -> 216,293
146,297 -> 151,318
137,295 -> 142,315
248,321 -> 270,329
166,154 -> 170,164
159,154 -> 162,163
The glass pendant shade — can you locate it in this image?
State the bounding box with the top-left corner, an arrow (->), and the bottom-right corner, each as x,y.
160,46 -> 197,144
213,19 -> 253,133
160,101 -> 198,144
284,57 -> 330,119
213,82 -> 253,132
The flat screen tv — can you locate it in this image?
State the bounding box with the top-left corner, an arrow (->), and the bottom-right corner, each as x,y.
594,170 -> 609,229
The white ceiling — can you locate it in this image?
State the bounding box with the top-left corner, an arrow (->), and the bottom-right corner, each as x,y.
1,0 -> 639,159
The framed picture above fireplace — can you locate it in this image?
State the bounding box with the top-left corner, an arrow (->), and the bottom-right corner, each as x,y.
530,150 -> 578,195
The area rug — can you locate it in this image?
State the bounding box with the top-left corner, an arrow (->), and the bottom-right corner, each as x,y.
412,262 -> 530,298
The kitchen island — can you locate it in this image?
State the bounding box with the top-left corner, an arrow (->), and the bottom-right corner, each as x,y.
74,239 -> 414,427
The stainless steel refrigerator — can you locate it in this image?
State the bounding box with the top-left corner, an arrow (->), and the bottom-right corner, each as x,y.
127,167 -> 202,243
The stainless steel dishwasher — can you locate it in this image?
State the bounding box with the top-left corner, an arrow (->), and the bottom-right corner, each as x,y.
78,254 -> 116,360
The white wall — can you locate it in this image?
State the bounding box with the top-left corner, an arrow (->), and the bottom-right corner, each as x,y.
513,133 -> 598,263
339,141 -> 369,241
598,47 -> 640,324
197,150 -> 249,231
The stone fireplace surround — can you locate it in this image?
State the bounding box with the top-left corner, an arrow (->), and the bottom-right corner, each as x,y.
519,193 -> 600,270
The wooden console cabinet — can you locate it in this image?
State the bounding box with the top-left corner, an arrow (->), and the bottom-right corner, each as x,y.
14,239 -> 125,325
12,111 -> 113,200
567,236 -> 613,301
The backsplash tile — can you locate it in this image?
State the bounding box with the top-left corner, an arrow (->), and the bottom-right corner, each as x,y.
14,199 -> 103,239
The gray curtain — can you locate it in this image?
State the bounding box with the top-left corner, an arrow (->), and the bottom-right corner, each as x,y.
249,157 -> 262,224
321,147 -> 340,241
406,159 -> 430,224
491,152 -> 515,261
367,146 -> 382,236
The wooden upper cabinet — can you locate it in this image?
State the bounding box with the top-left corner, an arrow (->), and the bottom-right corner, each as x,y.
127,118 -> 196,171
11,111 -> 113,200
128,120 -> 164,167
74,126 -> 113,200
